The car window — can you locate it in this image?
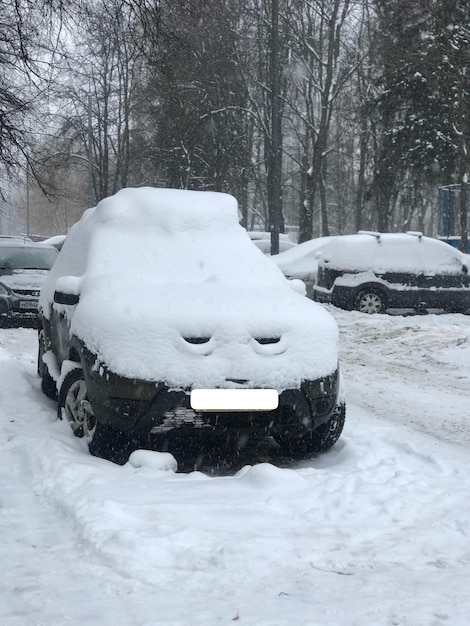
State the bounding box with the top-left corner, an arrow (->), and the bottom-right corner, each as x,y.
0,246 -> 58,270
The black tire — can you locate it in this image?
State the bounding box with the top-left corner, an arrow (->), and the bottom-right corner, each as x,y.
354,288 -> 387,314
58,367 -> 137,464
38,330 -> 57,400
275,403 -> 346,455
89,422 -> 139,465
58,366 -> 96,439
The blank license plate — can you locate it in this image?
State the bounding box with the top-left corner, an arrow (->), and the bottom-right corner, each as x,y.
190,389 -> 279,412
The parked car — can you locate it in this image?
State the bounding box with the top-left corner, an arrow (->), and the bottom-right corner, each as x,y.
272,236 -> 335,297
248,231 -> 297,254
313,231 -> 470,314
0,235 -> 32,242
0,240 -> 58,327
40,235 -> 66,251
38,187 -> 345,465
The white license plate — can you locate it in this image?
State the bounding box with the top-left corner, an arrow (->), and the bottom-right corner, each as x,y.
19,301 -> 38,310
190,389 -> 279,412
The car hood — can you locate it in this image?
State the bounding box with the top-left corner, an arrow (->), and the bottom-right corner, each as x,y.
64,278 -> 339,390
0,270 -> 49,291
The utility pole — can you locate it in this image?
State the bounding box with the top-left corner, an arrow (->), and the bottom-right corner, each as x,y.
268,0 -> 282,255
26,160 -> 30,237
88,93 -> 94,208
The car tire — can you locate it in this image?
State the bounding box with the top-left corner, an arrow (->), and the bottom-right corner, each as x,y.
58,366 -> 96,439
89,422 -> 138,465
58,366 -> 139,464
38,330 -> 57,400
275,403 -> 346,455
354,288 -> 387,314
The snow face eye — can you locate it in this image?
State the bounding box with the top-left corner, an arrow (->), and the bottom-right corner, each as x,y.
182,336 -> 211,345
253,337 -> 281,345
251,336 -> 286,355
179,335 -> 214,356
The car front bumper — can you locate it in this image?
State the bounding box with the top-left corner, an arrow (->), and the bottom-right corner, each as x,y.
81,348 -> 340,437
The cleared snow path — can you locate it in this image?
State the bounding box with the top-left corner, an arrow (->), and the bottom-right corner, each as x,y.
1,311 -> 470,626
0,331 -> 160,626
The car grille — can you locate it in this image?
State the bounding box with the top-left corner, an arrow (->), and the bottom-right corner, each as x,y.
150,408 -> 209,433
13,289 -> 40,297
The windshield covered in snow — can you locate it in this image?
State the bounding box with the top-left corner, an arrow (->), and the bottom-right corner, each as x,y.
55,187 -> 286,289
274,236 -> 335,276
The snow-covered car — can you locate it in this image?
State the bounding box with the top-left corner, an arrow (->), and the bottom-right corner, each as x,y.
40,234 -> 66,251
313,231 -> 470,314
248,231 -> 297,254
0,241 -> 58,327
37,187 -> 345,464
273,236 -> 336,297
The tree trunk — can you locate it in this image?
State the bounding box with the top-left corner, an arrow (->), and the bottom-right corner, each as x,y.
459,153 -> 469,252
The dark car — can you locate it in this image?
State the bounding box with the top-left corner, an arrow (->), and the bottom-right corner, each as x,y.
37,187 -> 345,465
313,232 -> 470,314
0,241 -> 58,327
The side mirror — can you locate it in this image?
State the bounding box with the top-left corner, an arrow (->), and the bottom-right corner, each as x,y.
54,291 -> 79,305
53,275 -> 82,306
463,264 -> 468,275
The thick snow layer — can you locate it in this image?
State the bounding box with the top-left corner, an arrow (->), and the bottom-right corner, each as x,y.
273,236 -> 335,279
39,234 -> 66,247
1,308 -> 470,625
39,188 -> 339,388
319,232 -> 467,274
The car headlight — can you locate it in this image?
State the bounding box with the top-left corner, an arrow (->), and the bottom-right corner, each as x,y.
302,369 -> 339,417
0,282 -> 11,296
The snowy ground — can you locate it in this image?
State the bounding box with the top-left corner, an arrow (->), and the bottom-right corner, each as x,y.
1,308 -> 470,626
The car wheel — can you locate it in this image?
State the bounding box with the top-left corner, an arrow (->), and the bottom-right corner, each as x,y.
58,366 -> 96,439
275,403 -> 346,455
38,330 -> 57,400
89,422 -> 138,465
354,288 -> 387,314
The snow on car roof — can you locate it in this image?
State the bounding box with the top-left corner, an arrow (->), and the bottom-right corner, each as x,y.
318,232 -> 466,273
40,235 -> 66,247
40,187 -> 339,389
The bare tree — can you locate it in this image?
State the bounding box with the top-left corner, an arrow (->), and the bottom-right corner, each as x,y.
39,0 -> 144,209
0,0 -> 62,186
285,0 -> 353,242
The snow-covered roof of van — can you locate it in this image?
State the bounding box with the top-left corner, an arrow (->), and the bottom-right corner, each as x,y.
93,187 -> 239,231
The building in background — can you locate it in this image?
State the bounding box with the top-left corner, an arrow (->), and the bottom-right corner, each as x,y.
437,184 -> 470,253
